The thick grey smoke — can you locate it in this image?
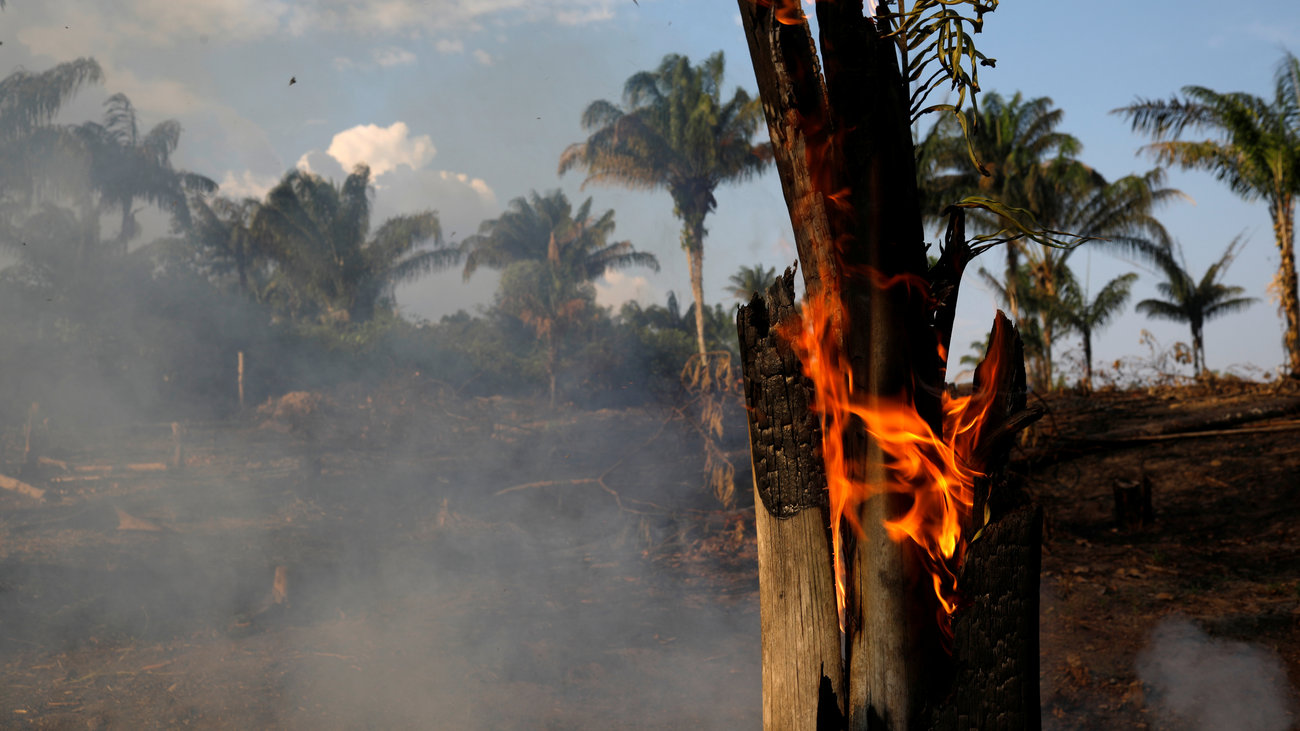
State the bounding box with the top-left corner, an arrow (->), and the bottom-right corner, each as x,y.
1136,616 -> 1296,731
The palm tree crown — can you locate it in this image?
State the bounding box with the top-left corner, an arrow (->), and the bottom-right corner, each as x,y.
461,189 -> 658,283
1136,236 -> 1257,375
77,94 -> 216,250
727,263 -> 779,301
1116,52 -> 1300,377
252,165 -> 452,323
559,51 -> 770,358
1058,270 -> 1138,389
921,91 -> 1081,231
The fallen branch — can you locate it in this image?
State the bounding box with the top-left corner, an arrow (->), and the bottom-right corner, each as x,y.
1088,420 -> 1300,444
0,473 -> 45,501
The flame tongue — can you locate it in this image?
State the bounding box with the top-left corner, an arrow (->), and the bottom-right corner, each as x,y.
778,273 -> 1004,640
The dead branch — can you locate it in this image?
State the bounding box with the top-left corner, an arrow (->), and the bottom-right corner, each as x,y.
0,473 -> 45,501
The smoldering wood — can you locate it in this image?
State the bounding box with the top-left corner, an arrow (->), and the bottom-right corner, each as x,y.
737,2 -> 1043,729
739,3 -> 938,726
939,505 -> 1043,731
929,208 -> 972,369
930,314 -> 1041,731
737,270 -> 845,729
736,0 -> 840,298
738,267 -> 828,519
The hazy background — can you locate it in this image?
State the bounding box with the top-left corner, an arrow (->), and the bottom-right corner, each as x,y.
1,0 -> 1295,375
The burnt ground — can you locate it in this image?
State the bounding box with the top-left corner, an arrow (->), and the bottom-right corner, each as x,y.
0,378 -> 1297,729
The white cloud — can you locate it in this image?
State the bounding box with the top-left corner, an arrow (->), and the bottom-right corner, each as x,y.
373,47 -> 417,67
436,170 -> 496,205
217,170 -> 281,200
435,39 -> 466,55
472,49 -> 494,66
325,122 -> 437,178
594,270 -> 655,309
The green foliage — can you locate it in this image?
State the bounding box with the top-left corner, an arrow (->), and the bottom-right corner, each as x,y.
1116,51 -> 1300,374
726,264 -> 779,301
560,51 -> 770,356
878,0 -> 998,171
251,165 -> 453,323
1057,271 -> 1139,388
76,93 -> 216,249
1136,235 -> 1258,375
462,189 -> 657,281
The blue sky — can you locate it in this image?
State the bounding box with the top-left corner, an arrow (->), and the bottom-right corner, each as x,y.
3,0 -> 1298,378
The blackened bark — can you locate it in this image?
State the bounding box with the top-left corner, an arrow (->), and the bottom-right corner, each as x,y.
737,3 -> 1042,729
739,267 -> 828,518
940,505 -> 1043,731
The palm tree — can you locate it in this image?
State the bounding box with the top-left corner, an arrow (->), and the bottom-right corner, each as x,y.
76,94 -> 216,252
463,189 -> 658,406
1116,52 -> 1300,377
1058,270 -> 1139,389
0,58 -> 102,142
0,58 -> 103,202
461,189 -> 658,283
559,51 -> 770,359
252,165 -> 453,323
920,92 -> 1083,316
968,166 -> 1177,390
726,263 -> 778,300
189,193 -> 263,296
1020,168 -> 1180,387
1136,236 -> 1257,376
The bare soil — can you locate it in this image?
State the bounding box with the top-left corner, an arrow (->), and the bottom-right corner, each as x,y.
0,379 -> 1297,729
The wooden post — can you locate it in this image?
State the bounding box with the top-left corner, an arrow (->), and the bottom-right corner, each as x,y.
737,2 -> 1042,729
237,350 -> 246,411
170,421 -> 185,471
21,402 -> 40,476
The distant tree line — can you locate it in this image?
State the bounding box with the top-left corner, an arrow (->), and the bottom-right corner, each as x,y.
1,48 -> 1291,421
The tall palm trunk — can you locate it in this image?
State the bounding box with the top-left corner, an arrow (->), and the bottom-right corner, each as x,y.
1004,242 -> 1022,322
1273,194 -> 1300,377
683,220 -> 708,359
1082,327 -> 1094,391
1040,319 -> 1054,391
1192,322 -> 1205,375
547,330 -> 558,408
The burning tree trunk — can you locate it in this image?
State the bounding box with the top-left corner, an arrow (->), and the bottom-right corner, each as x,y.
736,2 -> 1042,729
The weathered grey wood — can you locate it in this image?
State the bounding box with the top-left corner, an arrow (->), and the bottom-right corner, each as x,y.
754,483 -> 846,730
739,271 -> 845,730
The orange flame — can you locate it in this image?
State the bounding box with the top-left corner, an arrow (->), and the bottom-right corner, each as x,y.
777,272 -> 1007,640
758,0 -> 812,26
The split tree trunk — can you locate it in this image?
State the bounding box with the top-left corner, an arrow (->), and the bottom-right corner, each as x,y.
737,2 -> 1041,729
739,269 -> 845,729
